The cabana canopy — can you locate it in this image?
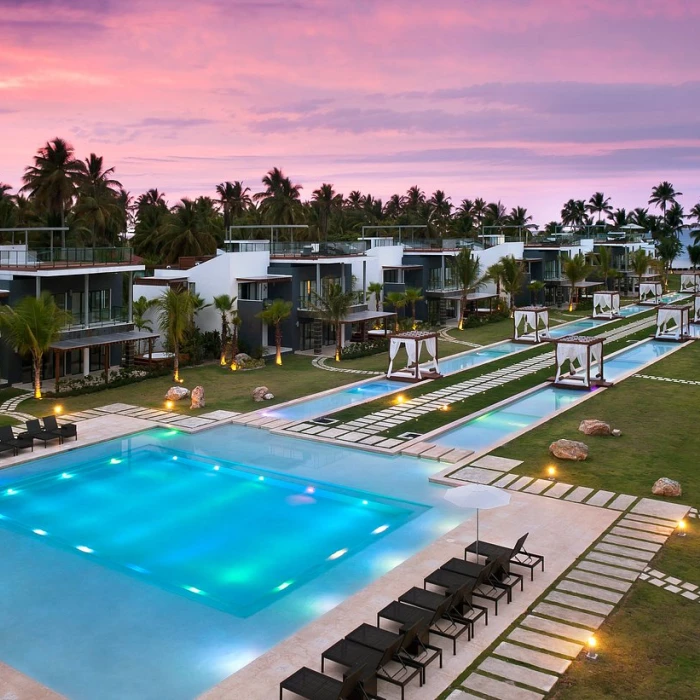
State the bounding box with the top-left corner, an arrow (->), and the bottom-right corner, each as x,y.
694,294 -> 700,324
680,273 -> 700,294
592,291 -> 620,319
387,330 -> 441,382
550,335 -> 608,389
655,305 -> 691,341
639,282 -> 663,305
513,306 -> 549,343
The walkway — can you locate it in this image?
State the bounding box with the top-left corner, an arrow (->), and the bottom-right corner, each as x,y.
311,355 -> 383,375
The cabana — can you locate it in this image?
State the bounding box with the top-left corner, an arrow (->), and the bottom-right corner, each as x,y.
550,335 -> 609,389
592,291 -> 620,319
694,295 -> 700,323
639,282 -> 663,305
655,305 -> 691,341
513,307 -> 549,343
386,330 -> 441,382
680,273 -> 700,294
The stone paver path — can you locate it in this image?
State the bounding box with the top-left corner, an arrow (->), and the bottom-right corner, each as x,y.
635,374 -> 700,387
640,567 -> 700,602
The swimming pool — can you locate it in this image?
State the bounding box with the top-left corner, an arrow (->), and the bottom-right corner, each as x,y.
0,427 -> 464,700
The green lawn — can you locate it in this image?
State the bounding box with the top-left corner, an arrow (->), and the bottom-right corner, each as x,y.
493,341 -> 700,503
550,519 -> 700,700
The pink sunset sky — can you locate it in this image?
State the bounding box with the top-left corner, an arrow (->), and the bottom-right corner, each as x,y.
1,0 -> 700,222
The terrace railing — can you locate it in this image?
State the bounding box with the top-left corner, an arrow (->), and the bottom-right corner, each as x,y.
0,247 -> 138,269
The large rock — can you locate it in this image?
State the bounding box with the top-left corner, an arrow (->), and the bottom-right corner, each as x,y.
190,385 -> 205,409
549,439 -> 589,461
263,392 -> 274,401
165,386 -> 189,401
579,419 -> 614,436
252,386 -> 270,402
651,477 -> 682,498
235,353 -> 252,364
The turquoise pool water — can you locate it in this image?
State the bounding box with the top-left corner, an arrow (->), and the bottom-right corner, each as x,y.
433,339 -> 681,452
0,428 -> 463,700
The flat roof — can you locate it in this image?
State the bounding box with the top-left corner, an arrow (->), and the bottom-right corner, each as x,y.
340,310 -> 396,324
382,265 -> 423,270
238,275 -> 292,283
50,330 -> 160,351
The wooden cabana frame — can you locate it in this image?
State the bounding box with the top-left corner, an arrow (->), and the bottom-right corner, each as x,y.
639,282 -> 663,305
655,305 -> 692,341
549,335 -> 609,390
513,306 -> 549,343
386,330 -> 441,383
592,291 -> 620,319
680,273 -> 700,294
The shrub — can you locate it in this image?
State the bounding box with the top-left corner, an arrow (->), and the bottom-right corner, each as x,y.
341,338 -> 389,359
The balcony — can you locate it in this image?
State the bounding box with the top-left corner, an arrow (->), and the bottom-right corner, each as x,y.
0,247 -> 139,270
63,305 -> 130,331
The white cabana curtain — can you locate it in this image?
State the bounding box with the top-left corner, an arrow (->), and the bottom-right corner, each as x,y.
387,337 -> 402,375
657,309 -> 681,338
555,343 -> 590,384
590,342 -> 603,379
425,336 -> 440,373
695,295 -> 700,322
640,283 -> 660,301
515,309 -> 544,339
680,275 -> 698,293
405,339 -> 418,367
538,309 -> 549,337
594,293 -> 611,315
611,294 -> 620,314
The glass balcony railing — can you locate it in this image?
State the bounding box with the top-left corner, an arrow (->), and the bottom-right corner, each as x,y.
0,247 -> 137,268
63,306 -> 129,330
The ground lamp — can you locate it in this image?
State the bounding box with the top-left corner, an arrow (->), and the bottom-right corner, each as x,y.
443,483 -> 511,557
586,635 -> 598,660
677,519 -> 687,537
546,466 -> 556,481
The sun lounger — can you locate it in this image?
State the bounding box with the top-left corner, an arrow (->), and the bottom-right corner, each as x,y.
0,425 -> 34,455
18,419 -> 62,448
280,663 -> 382,700
0,440 -> 14,457
43,415 -> 78,443
464,532 -> 545,581
443,557 -> 523,601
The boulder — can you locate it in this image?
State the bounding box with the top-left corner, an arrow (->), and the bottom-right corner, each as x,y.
578,419 -> 613,436
190,385 -> 205,409
165,386 -> 189,401
549,439 -> 589,461
263,392 -> 274,401
651,477 -> 682,498
235,353 -> 252,365
252,386 -> 270,402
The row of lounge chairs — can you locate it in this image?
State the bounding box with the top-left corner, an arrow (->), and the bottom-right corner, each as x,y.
280,534 -> 544,700
0,417 -> 77,457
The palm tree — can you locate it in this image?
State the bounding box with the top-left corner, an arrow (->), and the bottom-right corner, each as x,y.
690,203 -> 700,226
367,281 -> 383,311
448,248 -> 484,330
630,249 -> 651,296
137,188 -> 167,212
499,255 -> 526,315
649,181 -> 682,220
610,208 -> 628,229
383,194 -> 404,219
528,280 -> 545,305
0,293 -> 70,398
561,199 -> 587,231
155,287 -> 195,382
159,198 -> 217,263
385,291 -> 407,331
586,192 -> 613,224
312,183 -> 343,241
664,202 -> 685,236
216,181 -> 251,232
254,167 -> 302,225
562,253 -> 591,311
403,287 -> 424,329
258,299 -> 292,365
656,236 -> 682,289
212,294 -> 237,364
132,295 -> 155,354
21,137 -> 86,228
310,283 -> 355,362
486,262 -> 504,298
428,190 -> 452,236
687,243 -> 700,270
593,246 -> 615,289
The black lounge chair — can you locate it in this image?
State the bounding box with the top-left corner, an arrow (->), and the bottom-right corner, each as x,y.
43,415 -> 78,443
0,425 -> 34,455
280,663 -> 382,700
0,440 -> 14,457
18,419 -> 62,448
424,560 -> 509,615
443,557 -> 523,600
464,532 -> 545,581
322,628 -> 420,700
377,593 -> 470,656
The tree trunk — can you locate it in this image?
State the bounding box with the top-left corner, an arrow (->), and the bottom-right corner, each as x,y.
173,342 -> 180,381
458,292 -> 467,330
220,314 -> 227,364
275,323 -> 283,365
335,322 -> 342,362
33,353 -> 42,399
412,304 -> 417,330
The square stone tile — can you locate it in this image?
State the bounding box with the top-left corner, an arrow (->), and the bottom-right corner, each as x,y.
665,585 -> 682,593
493,641 -> 571,675
168,416 -> 214,429
521,615 -> 592,643
586,490 -> 615,507
665,576 -> 681,585
508,627 -> 583,658
681,591 -> 699,600
376,438 -> 402,449
545,482 -> 574,499
95,403 -> 137,413
524,479 -> 554,495
509,476 -> 535,491
681,583 -> 698,592
452,467 -> 500,485
565,486 -> 594,503
546,591 -> 614,616
470,455 -> 523,471
493,473 -> 519,488
533,602 -> 605,629
359,435 -> 385,445
464,673 -> 544,700
631,498 -> 690,522
337,432 -> 365,443
198,410 -> 239,420
478,657 -> 558,692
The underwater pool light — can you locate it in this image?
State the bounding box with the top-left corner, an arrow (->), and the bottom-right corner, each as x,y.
372,525 -> 389,535
275,581 -> 293,592
76,545 -> 93,554
184,586 -> 204,595
32,529 -> 48,536
109,458 -> 122,465
60,472 -> 73,479
5,489 -> 18,496
327,548 -> 348,561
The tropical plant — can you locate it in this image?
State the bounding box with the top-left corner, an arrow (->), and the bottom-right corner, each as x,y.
403,287 -> 424,329
448,247 -> 484,330
212,294 -> 237,364
586,192 -> 613,223
21,137 -> 86,228
528,280 -> 545,305
649,181 -> 682,219
158,198 -> 218,263
155,287 -> 195,381
385,291 -> 407,331
690,202 -> 700,226
254,167 -> 302,224
310,283 -> 355,362
498,255 -> 526,315
630,249 -> 652,295
687,244 -> 700,270
561,199 -> 587,230
216,181 -> 252,232
367,281 -> 383,311
312,183 -> 343,241
486,262 -> 504,297
655,236 -> 683,289
258,299 -> 292,365
593,246 -> 616,289
0,293 -> 70,398
562,253 -> 591,311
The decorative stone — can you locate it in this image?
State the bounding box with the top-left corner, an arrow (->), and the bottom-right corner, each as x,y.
651,477 -> 682,498
252,386 -> 270,402
549,439 -> 589,461
612,429 -> 622,437
263,392 -> 274,400
190,385 -> 205,409
165,386 -> 189,401
578,419 -> 613,436
234,353 -> 252,364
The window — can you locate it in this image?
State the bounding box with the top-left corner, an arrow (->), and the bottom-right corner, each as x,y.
89,289 -> 111,323
383,269 -> 399,284
299,279 -> 317,309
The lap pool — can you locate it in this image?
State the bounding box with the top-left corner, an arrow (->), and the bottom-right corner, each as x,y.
0,427 -> 464,700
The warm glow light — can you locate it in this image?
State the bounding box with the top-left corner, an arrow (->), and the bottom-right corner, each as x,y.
547,466 -> 556,479
678,519 -> 686,530
165,400 -> 174,410
327,548 -> 348,560
440,404 -> 449,411
230,362 -> 238,371
587,635 -> 597,649
220,356 -> 227,366
335,349 -> 341,362
568,302 -> 574,312
54,405 -> 63,415
396,394 -> 405,404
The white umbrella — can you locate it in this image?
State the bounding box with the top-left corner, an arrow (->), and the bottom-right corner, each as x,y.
620,223 -> 645,231
444,483 -> 511,557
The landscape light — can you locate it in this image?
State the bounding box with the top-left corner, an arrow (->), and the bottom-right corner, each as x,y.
396,395 -> 405,404
110,458 -> 122,465
54,405 -> 63,415
165,400 -> 174,410
440,404 -> 449,412
547,466 -> 556,481
586,635 -> 598,660
60,473 -> 72,480
5,488 -> 17,496
677,519 -> 687,537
